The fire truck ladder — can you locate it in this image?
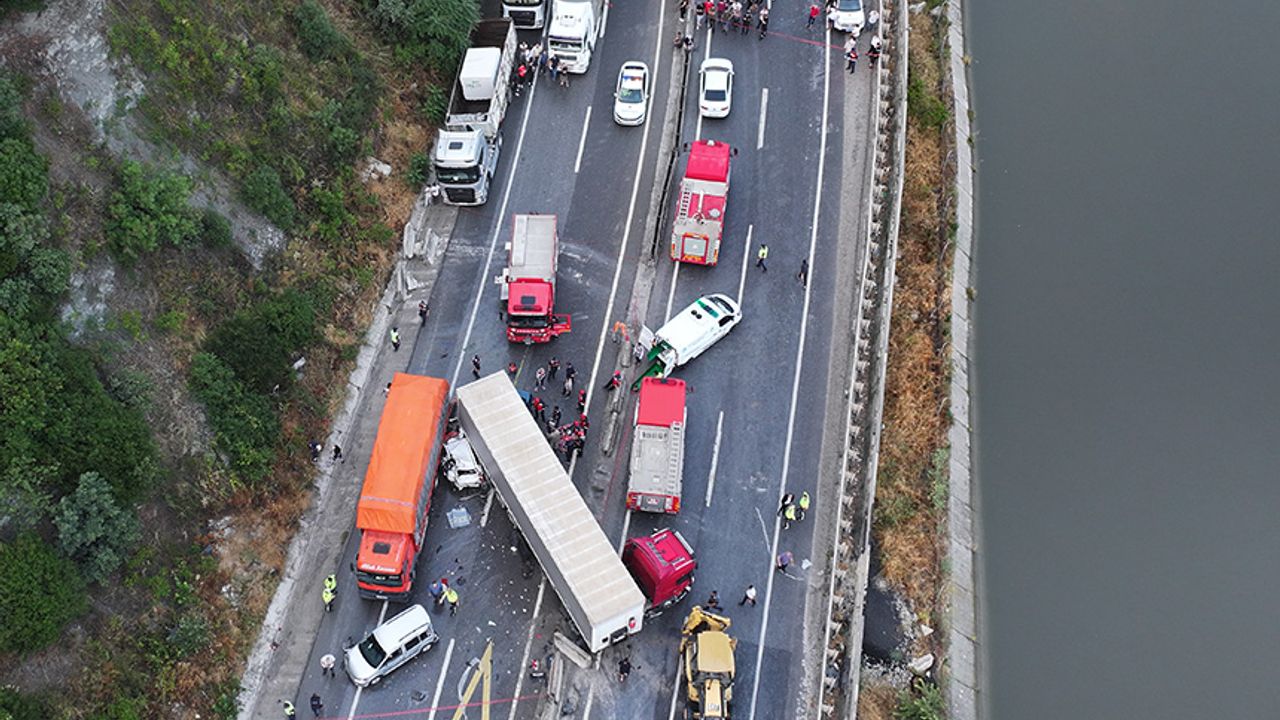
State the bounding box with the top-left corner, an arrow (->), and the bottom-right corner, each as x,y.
666,421 -> 685,494
676,186 -> 694,219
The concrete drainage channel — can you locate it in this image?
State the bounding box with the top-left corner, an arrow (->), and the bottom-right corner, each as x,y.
815,0 -> 911,718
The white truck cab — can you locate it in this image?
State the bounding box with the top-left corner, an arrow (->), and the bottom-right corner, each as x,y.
548,0 -> 604,73
637,294 -> 743,381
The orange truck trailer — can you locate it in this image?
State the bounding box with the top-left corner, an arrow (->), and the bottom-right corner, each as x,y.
352,373 -> 450,601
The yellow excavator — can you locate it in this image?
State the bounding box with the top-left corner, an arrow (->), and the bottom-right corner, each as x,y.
680,606 -> 737,719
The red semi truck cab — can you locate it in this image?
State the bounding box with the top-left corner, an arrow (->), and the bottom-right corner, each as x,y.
499,214 -> 571,343
622,528 -> 696,616
670,139 -> 732,266
352,374 -> 450,600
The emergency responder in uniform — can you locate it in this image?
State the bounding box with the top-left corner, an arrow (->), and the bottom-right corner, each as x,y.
322,574 -> 337,612
799,491 -> 811,520
283,700 -> 297,718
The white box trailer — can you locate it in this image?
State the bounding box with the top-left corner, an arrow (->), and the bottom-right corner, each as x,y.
455,373 -> 645,652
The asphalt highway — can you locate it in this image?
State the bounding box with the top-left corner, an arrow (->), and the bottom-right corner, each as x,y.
294,1 -> 876,718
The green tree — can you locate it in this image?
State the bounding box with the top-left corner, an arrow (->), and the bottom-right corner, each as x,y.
0,137 -> 48,211
105,160 -> 199,262
0,685 -> 51,720
53,471 -> 140,584
205,289 -> 319,394
0,456 -> 56,534
0,202 -> 71,320
0,533 -> 87,653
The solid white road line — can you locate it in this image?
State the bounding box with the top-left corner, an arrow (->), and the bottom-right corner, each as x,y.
347,599 -> 392,717
480,486 -> 496,527
575,105 -> 593,174
705,410 -> 725,507
426,638 -> 456,720
664,261 -> 680,322
746,24 -> 834,720
601,0 -> 609,37
737,224 -> 753,304
447,59 -> 542,390
581,0 -> 668,418
584,684 -> 596,719
507,578 -> 548,720
757,88 -> 769,149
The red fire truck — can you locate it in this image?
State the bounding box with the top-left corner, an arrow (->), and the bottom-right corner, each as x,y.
627,377 -> 687,513
498,214 -> 571,343
670,139 -> 734,266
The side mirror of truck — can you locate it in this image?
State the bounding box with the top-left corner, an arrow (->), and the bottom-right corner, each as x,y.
732,147 -> 739,156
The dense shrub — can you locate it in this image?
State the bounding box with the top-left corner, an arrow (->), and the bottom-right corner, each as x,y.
106,160 -> 199,262
0,321 -> 156,500
0,533 -> 87,653
189,352 -> 279,484
294,0 -> 350,61
0,202 -> 70,321
0,456 -> 56,534
199,207 -> 233,248
206,289 -> 321,394
895,678 -> 945,720
0,137 -> 48,211
240,164 -> 295,230
370,0 -> 479,75
907,75 -> 950,130
54,472 -> 140,584
420,83 -> 448,124
0,685 -> 51,720
0,72 -> 28,140
407,151 -> 431,187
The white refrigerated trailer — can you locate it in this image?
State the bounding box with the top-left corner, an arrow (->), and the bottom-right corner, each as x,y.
455,373 -> 646,652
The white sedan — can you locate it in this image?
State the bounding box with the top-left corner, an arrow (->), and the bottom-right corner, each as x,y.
613,61 -> 651,126
698,58 -> 734,119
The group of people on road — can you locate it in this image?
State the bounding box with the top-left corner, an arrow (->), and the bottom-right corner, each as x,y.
777,490 -> 812,530
519,355 -> 597,460
516,41 -> 571,94
690,0 -> 771,41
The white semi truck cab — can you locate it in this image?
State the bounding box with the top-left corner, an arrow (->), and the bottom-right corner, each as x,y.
548,0 -> 605,74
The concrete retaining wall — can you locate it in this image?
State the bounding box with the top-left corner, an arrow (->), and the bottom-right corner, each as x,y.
942,0 -> 981,718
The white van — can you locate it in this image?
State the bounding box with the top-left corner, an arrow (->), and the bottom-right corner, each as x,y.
345,604 -> 439,687
640,293 -> 743,378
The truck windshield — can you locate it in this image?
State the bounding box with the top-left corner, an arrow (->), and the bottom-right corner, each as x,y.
508,315 -> 550,329
435,166 -> 481,184
549,39 -> 583,53
355,569 -> 404,587
357,635 -> 387,669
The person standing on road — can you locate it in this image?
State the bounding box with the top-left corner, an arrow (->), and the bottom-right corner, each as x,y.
472,354 -> 482,379
756,243 -> 769,271
868,36 -> 883,66
706,590 -> 722,610
782,502 -> 798,529
695,0 -> 706,28
799,491 -> 811,520
532,396 -> 546,423
757,7 -> 769,38
741,3 -> 753,34
562,376 -> 574,397
320,653 -> 336,677
565,362 -> 577,382
310,694 -> 323,718
776,550 -> 794,573
846,46 -> 858,74
577,388 -> 587,413
807,2 -> 820,29
390,327 -> 401,351
418,301 -> 430,323
740,584 -> 758,606
730,1 -> 743,31
445,586 -> 460,615
322,573 -> 337,612
716,0 -> 729,33
778,492 -> 794,516
798,259 -> 809,286
332,445 -> 343,463
534,366 -> 547,390
309,441 -> 322,462
551,405 -> 562,428
548,356 -> 560,379
679,0 -> 689,20
603,370 -> 622,392
618,656 -> 633,682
